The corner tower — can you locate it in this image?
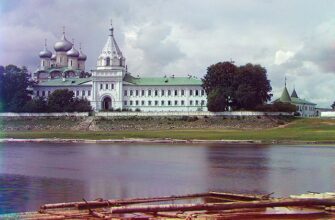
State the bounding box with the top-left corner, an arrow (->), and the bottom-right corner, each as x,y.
91,20 -> 126,111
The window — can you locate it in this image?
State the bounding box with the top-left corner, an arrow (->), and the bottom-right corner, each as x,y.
195,100 -> 199,105
42,60 -> 45,66
141,100 -> 145,105
124,90 -> 127,96
130,101 -> 133,106
111,84 -> 114,89
155,90 -> 158,96
124,101 -> 127,106
174,100 -> 178,105
100,84 -> 103,90
201,100 -> 205,106
161,90 -> 165,96
148,101 -> 152,106
181,100 -> 185,105
181,90 -> 185,96
106,84 -> 108,89
48,91 -> 51,96
141,90 -> 145,96
155,100 -> 158,106
106,57 -> 110,66
168,100 -> 171,106
174,90 -> 178,96
148,90 -> 152,96
37,91 -> 40,96
161,100 -> 165,106
195,90 -> 199,96
88,90 -> 91,96
136,90 -> 139,96
76,90 -> 79,96
201,90 -> 205,96
190,90 -> 193,96
168,90 -> 171,96
42,91 -> 45,96
136,100 -> 139,105
82,90 -> 85,96
130,90 -> 133,96
70,60 -> 73,66
190,100 -> 193,106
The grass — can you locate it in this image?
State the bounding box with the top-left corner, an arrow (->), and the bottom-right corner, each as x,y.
1,118 -> 335,142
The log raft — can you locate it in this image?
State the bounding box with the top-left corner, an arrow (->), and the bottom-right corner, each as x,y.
2,191 -> 334,219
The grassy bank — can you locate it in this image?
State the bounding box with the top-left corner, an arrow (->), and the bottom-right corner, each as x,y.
1,117 -> 335,142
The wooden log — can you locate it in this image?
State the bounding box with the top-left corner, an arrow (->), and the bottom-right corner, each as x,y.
209,191 -> 269,201
109,198 -> 335,214
41,192 -> 211,210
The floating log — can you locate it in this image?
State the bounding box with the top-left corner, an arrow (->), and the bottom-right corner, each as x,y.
209,191 -> 269,201
109,198 -> 335,214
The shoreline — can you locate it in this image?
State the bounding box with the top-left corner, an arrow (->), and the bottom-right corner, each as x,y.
1,138 -> 335,145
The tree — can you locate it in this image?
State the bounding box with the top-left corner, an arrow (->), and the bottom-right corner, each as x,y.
202,61 -> 272,111
235,64 -> 272,109
48,89 -> 75,112
47,89 -> 92,112
331,101 -> 335,110
23,97 -> 48,113
202,62 -> 237,111
0,65 -> 33,112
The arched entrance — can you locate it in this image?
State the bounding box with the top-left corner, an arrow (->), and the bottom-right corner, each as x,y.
102,96 -> 112,110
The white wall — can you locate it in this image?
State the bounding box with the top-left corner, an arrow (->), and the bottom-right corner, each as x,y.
33,85 -> 92,101
320,111 -> 335,117
96,111 -> 293,117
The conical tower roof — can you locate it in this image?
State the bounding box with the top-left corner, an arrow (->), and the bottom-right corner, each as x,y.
291,88 -> 298,98
280,86 -> 291,102
98,21 -> 123,59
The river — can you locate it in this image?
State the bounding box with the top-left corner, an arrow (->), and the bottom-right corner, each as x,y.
0,142 -> 334,214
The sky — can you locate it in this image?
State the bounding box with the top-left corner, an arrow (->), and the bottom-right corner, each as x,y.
0,0 -> 335,107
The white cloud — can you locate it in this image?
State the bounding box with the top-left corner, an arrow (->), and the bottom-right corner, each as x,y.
274,50 -> 294,65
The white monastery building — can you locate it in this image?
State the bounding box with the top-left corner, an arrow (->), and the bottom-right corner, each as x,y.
33,22 -> 207,112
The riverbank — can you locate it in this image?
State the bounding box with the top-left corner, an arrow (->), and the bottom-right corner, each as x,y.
1,117 -> 335,143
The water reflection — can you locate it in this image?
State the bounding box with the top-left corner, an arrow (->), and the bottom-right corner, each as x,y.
0,142 -> 334,214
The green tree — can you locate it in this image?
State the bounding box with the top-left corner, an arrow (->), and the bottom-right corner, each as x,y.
0,65 -> 32,112
47,89 -> 92,112
23,97 -> 48,113
48,89 -> 75,112
202,62 -> 237,111
331,101 -> 335,110
235,64 -> 272,109
202,61 -> 272,111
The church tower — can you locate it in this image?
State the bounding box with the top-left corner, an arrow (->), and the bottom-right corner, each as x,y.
91,21 -> 126,111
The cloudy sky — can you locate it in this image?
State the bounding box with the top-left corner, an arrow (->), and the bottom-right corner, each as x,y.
1,0 -> 335,107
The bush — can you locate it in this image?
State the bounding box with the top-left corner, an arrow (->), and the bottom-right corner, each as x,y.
23,97 -> 48,113
135,108 -> 141,112
255,102 -> 297,112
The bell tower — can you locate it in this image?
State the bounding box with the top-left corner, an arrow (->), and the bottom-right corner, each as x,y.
91,20 -> 126,111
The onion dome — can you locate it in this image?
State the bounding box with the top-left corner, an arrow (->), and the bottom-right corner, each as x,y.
39,39 -> 52,58
54,28 -> 73,52
78,44 -> 87,61
51,54 -> 56,60
66,44 -> 79,57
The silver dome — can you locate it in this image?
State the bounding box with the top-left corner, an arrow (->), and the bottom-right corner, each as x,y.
78,50 -> 87,61
66,46 -> 79,57
39,48 -> 52,58
54,33 -> 72,52
51,54 -> 56,60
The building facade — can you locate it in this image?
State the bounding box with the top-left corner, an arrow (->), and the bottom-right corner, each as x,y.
33,23 -> 207,112
274,86 -> 317,117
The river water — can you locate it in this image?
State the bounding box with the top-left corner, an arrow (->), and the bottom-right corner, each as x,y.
0,142 -> 334,214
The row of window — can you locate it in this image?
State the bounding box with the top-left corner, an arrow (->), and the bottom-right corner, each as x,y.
124,100 -> 206,107
36,90 -> 91,97
298,105 -> 315,111
124,89 -> 205,97
100,83 -> 115,90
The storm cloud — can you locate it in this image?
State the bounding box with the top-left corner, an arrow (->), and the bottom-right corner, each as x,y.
1,0 -> 335,107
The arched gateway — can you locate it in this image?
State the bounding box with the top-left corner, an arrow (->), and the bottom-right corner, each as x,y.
102,96 -> 112,110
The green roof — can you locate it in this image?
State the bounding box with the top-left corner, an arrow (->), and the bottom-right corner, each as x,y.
123,73 -> 202,86
280,87 -> 291,102
36,77 -> 92,87
290,97 -> 316,105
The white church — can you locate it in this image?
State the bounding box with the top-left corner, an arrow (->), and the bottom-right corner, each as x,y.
33,22 -> 207,112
